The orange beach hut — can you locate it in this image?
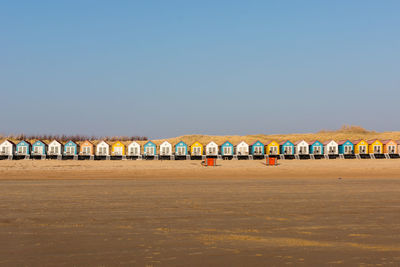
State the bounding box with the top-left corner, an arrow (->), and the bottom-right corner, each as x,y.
80,140 -> 94,155
382,140 -> 397,154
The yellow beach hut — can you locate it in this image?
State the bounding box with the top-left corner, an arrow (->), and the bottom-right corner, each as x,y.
190,141 -> 203,156
266,141 -> 280,155
353,140 -> 368,154
111,141 -> 126,156
367,139 -> 383,154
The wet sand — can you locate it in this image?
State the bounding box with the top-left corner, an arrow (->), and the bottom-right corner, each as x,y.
1,160 -> 400,266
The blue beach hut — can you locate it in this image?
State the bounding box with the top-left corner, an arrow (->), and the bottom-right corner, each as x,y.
175,141 -> 188,156
220,141 -> 234,156
338,140 -> 354,155
32,140 -> 47,155
144,141 -> 157,156
280,140 -> 294,155
64,140 -> 79,155
250,141 -> 264,155
16,140 -> 31,155
309,140 -> 324,155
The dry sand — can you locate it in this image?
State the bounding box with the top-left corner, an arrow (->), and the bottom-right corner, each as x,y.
1,159 -> 400,266
0,158 -> 400,179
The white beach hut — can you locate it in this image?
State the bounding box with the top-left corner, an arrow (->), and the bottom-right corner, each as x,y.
127,141 -> 141,156
236,141 -> 249,156
48,140 -> 63,155
160,141 -> 172,156
0,140 -> 15,156
96,141 -> 110,156
294,140 -> 309,155
206,141 -> 219,156
324,140 -> 339,155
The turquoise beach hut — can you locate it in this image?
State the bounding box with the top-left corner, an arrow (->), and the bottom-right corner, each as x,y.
64,140 -> 79,155
16,140 -> 31,155
309,141 -> 324,155
338,140 -> 354,155
175,141 -> 188,156
220,141 -> 234,156
250,141 -> 264,155
143,141 -> 157,156
32,140 -> 47,155
280,140 -> 294,155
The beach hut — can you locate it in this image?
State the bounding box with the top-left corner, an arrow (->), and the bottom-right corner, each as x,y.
397,140 -> 400,154
368,139 -> 383,154
266,141 -> 280,155
127,141 -> 141,156
80,140 -> 94,155
175,141 -> 188,156
111,141 -> 125,156
353,140 -> 368,154
338,140 -> 354,155
250,141 -> 264,155
32,140 -> 47,155
206,141 -> 219,156
160,141 -> 172,156
294,140 -> 309,155
236,141 -> 249,156
64,140 -> 79,155
309,141 -> 324,155
48,140 -> 63,155
323,140 -> 338,155
0,140 -> 15,156
16,140 -> 31,155
96,141 -> 110,156
382,140 -> 397,154
220,141 -> 234,156
190,142 -> 203,156
280,140 -> 294,155
143,141 -> 156,156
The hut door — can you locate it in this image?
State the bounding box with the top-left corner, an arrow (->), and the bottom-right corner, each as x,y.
193,147 -> 200,155
359,145 -> 366,154
270,146 -> 277,155
314,146 -> 320,154
344,145 -> 352,154
177,147 -> 185,155
388,145 -> 395,154
374,146 -> 381,154
19,146 -> 27,154
34,146 -> 42,154
114,147 -> 122,155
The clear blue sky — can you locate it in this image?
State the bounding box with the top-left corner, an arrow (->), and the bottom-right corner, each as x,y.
1,1 -> 399,138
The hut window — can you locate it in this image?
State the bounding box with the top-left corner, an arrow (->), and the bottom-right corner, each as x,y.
18,146 -> 27,154
270,146 -> 277,154
82,146 -> 91,154
193,147 -> 201,155
177,147 -> 185,155
161,146 -> 170,155
254,146 -> 262,154
223,147 -> 231,155
388,145 -> 396,153
374,146 -> 381,153
314,146 -> 321,154
344,145 -> 352,154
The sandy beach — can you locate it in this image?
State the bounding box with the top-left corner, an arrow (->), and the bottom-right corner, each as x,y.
1,160 -> 400,266
0,158 -> 400,180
